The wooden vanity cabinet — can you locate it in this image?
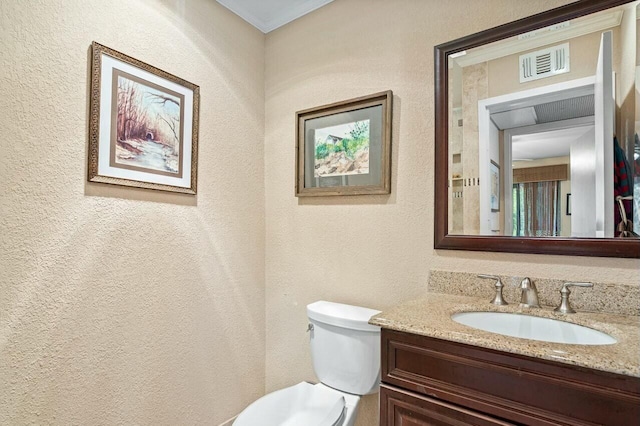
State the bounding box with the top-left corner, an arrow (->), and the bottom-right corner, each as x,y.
379,329 -> 640,426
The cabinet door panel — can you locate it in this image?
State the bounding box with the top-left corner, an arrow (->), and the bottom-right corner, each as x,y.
380,385 -> 515,426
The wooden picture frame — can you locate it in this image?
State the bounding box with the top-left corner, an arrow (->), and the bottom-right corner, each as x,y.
88,42 -> 200,194
295,91 -> 392,197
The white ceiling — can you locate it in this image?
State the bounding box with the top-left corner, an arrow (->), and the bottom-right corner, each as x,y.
217,0 -> 334,33
511,125 -> 593,161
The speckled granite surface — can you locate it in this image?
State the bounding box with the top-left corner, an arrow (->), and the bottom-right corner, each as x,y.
428,270 -> 640,316
369,293 -> 640,377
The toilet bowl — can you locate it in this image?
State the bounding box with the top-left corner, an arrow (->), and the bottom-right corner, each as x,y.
233,382 -> 359,426
233,301 -> 381,426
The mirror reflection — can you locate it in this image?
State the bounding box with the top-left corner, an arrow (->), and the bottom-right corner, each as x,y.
447,2 -> 639,238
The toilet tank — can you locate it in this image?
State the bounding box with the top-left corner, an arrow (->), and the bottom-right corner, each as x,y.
307,301 -> 381,395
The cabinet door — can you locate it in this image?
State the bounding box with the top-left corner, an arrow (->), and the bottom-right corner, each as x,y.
380,385 -> 514,426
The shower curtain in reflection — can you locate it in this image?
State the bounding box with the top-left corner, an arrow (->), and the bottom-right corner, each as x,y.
513,181 -> 561,237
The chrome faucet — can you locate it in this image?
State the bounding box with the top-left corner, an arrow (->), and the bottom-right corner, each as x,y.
518,277 -> 540,308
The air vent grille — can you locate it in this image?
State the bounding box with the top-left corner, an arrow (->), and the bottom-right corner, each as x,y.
536,53 -> 551,74
519,43 -> 570,83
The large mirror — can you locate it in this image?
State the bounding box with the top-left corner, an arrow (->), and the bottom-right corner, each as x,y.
435,0 -> 640,257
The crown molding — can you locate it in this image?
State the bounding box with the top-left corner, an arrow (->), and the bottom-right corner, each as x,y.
217,0 -> 334,33
452,9 -> 623,68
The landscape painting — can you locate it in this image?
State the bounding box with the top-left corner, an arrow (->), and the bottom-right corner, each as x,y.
314,119 -> 370,177
112,70 -> 184,177
88,42 -> 199,194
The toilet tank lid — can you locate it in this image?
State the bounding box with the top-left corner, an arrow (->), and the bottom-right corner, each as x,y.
307,301 -> 381,332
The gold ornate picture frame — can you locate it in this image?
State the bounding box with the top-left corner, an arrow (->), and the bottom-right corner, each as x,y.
88,42 -> 200,194
295,91 -> 392,197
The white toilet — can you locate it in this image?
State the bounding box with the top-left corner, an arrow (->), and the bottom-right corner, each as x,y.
233,301 -> 381,426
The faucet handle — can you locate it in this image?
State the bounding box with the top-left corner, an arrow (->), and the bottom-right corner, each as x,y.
554,282 -> 593,314
477,274 -> 508,306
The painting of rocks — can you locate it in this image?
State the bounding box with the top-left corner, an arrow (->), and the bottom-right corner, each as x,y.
113,72 -> 182,175
314,119 -> 370,177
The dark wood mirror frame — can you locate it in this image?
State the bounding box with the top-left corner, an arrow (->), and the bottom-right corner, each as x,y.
434,0 -> 640,258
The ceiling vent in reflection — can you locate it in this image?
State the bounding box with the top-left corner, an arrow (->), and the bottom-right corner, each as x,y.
534,94 -> 594,123
491,95 -> 594,130
519,43 -> 570,83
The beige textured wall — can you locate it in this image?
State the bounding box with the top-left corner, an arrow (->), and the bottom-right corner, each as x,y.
0,1 -> 265,425
264,1 -> 639,425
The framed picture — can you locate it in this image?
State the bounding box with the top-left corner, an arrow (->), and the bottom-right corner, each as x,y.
566,193 -> 572,215
295,91 -> 392,197
88,42 -> 200,194
490,160 -> 500,212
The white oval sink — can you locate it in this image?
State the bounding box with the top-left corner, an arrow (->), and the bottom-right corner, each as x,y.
451,312 -> 616,345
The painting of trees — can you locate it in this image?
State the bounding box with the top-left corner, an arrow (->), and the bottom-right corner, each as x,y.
114,73 -> 182,174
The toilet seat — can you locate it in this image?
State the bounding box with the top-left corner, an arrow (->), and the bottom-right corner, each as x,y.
233,382 -> 346,426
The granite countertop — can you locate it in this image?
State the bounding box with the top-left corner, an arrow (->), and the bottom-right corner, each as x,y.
369,292 -> 640,377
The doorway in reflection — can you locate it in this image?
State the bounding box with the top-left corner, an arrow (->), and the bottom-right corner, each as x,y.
474,74 -> 604,238
501,97 -> 594,238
